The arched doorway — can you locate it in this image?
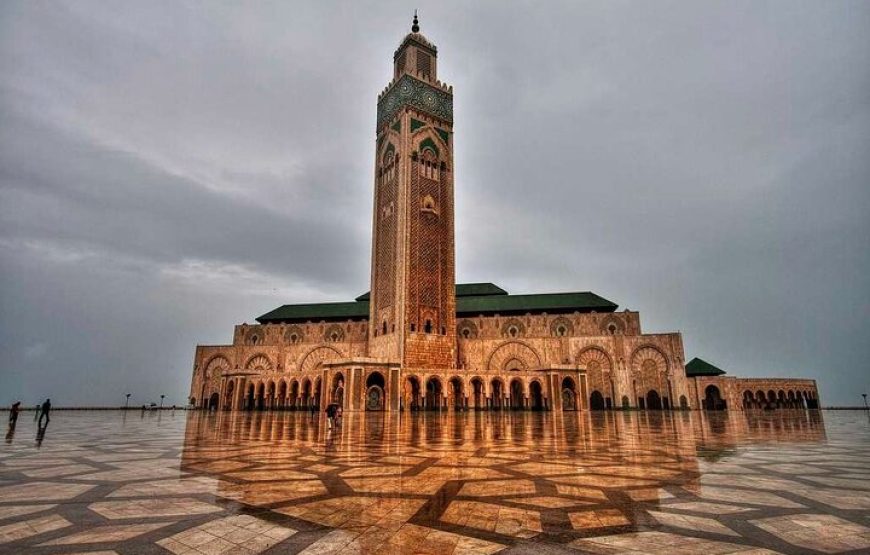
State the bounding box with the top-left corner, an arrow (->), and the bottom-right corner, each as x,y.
366,372 -> 385,411
256,383 -> 266,411
208,392 -> 220,410
704,385 -> 726,411
449,377 -> 463,410
289,381 -> 299,410
224,380 -> 235,411
590,390 -> 605,411
301,379 -> 311,409
679,395 -> 689,410
743,390 -> 754,409
267,382 -> 276,410
331,373 -> 345,406
490,379 -> 504,409
277,381 -> 287,410
646,390 -> 662,410
530,381 -> 544,410
621,395 -> 630,409
246,383 -> 255,411
756,390 -> 766,409
561,377 -> 577,411
510,379 -> 524,410
471,378 -> 484,409
404,376 -> 421,410
425,376 -> 442,410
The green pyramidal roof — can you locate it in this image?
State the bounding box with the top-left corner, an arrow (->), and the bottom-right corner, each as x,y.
685,357 -> 727,377
256,283 -> 617,324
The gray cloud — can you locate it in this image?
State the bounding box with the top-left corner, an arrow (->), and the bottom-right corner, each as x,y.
1,1 -> 868,406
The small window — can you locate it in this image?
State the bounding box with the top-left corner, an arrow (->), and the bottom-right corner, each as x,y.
410,323 -> 416,332
424,320 -> 433,334
508,326 -> 518,338
555,325 -> 567,337
382,321 -> 388,335
608,323 -> 617,335
461,328 -> 470,339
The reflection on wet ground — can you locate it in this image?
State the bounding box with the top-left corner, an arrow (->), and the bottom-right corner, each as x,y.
1,409 -> 869,554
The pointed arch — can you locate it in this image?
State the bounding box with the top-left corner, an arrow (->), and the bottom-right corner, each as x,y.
486,341 -> 542,373
245,354 -> 273,372
204,355 -> 231,379
298,345 -> 343,374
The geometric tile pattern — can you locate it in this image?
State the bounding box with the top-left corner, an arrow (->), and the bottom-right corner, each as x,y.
0,409 -> 867,554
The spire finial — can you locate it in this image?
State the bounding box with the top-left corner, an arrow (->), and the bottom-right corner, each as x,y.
411,10 -> 419,33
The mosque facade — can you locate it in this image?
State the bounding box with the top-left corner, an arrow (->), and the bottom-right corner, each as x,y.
189,18 -> 819,413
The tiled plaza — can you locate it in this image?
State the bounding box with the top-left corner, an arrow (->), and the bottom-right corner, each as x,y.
1,410 -> 869,554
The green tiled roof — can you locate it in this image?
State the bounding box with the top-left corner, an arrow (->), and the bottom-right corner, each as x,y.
354,282 -> 507,302
457,291 -> 616,316
257,301 -> 369,324
685,357 -> 727,377
257,284 -> 617,324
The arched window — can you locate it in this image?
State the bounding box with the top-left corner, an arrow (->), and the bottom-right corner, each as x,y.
420,148 -> 439,181
382,321 -> 388,335
424,320 -> 433,334
421,194 -> 438,214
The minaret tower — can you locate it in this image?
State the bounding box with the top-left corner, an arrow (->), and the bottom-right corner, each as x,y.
368,13 -> 456,370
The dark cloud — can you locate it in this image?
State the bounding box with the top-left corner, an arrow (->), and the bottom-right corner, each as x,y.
1,1 -> 868,406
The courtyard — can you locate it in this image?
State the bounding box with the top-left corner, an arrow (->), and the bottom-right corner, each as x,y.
1,410 -> 868,554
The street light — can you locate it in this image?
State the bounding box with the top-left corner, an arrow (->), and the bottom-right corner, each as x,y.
862,393 -> 868,410
125,393 -> 131,410
160,394 -> 165,409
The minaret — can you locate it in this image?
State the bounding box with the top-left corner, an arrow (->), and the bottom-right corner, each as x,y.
368,14 -> 456,370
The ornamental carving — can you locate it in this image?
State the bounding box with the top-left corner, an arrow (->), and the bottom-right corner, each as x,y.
299,346 -> 343,374
487,341 -> 542,373
245,354 -> 272,372
284,325 -> 305,344
377,74 -> 453,128
204,355 -> 230,379
631,346 -> 669,374
550,317 -> 574,337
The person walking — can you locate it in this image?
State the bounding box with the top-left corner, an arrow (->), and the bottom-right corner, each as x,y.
8,401 -> 21,428
38,398 -> 51,428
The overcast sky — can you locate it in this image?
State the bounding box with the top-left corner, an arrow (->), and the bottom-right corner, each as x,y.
1,1 -> 868,407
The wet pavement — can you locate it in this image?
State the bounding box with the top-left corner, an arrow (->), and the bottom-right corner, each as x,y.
1,409 -> 869,554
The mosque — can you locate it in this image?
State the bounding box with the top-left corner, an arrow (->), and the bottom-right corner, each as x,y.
189,16 -> 819,413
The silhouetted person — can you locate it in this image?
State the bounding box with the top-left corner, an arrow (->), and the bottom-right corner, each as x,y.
38,398 -> 51,428
8,401 -> 21,428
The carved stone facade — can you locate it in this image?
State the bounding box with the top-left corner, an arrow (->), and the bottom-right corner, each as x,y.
189,18 -> 819,413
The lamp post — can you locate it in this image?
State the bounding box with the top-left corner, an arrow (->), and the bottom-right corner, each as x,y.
862,393 -> 868,411
125,393 -> 131,410
160,395 -> 165,409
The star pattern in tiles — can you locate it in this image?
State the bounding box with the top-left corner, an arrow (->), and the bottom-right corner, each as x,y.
0,409 -> 867,553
